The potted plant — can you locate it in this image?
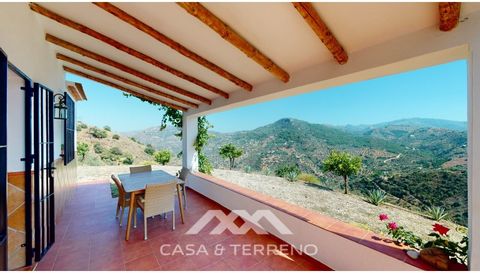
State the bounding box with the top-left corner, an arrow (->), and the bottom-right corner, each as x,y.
378,214 -> 468,270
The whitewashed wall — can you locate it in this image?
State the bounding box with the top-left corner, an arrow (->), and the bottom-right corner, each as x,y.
0,3 -> 67,169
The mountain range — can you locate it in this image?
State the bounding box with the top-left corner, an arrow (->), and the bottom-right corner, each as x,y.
123,117 -> 468,225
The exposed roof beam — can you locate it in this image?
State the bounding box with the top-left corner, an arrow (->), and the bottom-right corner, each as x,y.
93,2 -> 252,93
57,53 -> 198,108
45,34 -> 211,105
30,3 -> 227,99
64,66 -> 188,111
439,2 -> 461,31
292,2 -> 348,65
177,2 -> 290,83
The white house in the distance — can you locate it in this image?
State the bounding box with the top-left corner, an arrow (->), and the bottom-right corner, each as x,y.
1,2 -> 480,271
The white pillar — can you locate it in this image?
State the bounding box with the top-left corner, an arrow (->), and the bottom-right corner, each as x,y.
182,114 -> 198,172
469,39 -> 480,270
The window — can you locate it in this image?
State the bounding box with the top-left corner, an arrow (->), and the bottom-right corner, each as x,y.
63,92 -> 75,165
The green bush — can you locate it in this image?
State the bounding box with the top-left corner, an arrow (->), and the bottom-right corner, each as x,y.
154,150 -> 171,165
366,189 -> 387,206
122,154 -> 134,165
244,166 -> 252,173
93,143 -> 104,154
109,147 -> 123,156
104,126 -> 111,132
198,152 -> 213,174
77,122 -> 88,130
285,171 -> 299,182
112,134 -> 120,140
144,144 -> 155,155
298,173 -> 319,183
77,142 -> 89,161
89,127 -> 108,139
275,165 -> 300,178
426,206 -> 448,221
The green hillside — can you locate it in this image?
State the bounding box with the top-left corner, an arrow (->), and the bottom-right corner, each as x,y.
76,122 -> 180,166
125,118 -> 468,225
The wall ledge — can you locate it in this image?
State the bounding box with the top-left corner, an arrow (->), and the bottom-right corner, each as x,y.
191,171 -> 436,270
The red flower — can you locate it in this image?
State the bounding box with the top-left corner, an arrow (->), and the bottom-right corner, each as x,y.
387,222 -> 398,230
433,223 -> 449,236
379,213 -> 389,221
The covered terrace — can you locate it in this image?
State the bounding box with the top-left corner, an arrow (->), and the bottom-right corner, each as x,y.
4,2 -> 480,270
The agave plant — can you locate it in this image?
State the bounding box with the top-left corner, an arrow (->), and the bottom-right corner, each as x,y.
285,171 -> 299,182
426,206 -> 448,221
366,189 -> 387,206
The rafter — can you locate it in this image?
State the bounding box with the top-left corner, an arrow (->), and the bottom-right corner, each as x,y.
30,3 -> 228,99
293,2 -> 348,65
439,2 -> 461,31
177,2 -> 290,83
93,2 -> 252,92
45,34 -> 211,105
57,54 -> 198,108
64,66 -> 188,111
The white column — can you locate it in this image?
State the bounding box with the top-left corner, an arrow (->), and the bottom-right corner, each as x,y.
469,39 -> 480,270
182,114 -> 198,172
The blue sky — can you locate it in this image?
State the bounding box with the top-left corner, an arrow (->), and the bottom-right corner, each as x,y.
71,59 -> 467,133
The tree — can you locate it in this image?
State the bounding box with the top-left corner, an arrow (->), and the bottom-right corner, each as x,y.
219,143 -> 243,170
322,150 -> 362,194
112,134 -> 120,140
154,150 -> 171,165
77,143 -> 89,161
104,125 -> 111,132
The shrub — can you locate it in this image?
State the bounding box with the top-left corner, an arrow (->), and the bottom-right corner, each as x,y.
154,150 -> 171,165
112,134 -> 120,140
89,127 -> 108,139
298,173 -> 319,183
275,165 -> 300,178
285,171 -> 299,182
100,152 -> 120,163
122,154 -> 134,165
366,189 -> 387,206
263,169 -> 273,176
426,206 -> 448,221
129,137 -> 138,143
77,142 -> 89,161
104,126 -> 111,131
144,144 -> 155,155
244,166 -> 252,173
109,147 -> 123,156
77,122 -> 88,130
198,152 -> 213,174
93,143 -> 104,154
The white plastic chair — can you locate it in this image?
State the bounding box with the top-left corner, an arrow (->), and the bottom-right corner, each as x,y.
136,182 -> 177,240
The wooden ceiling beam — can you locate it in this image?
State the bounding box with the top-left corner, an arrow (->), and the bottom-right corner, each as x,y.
439,2 -> 461,31
93,2 -> 252,92
57,53 -> 198,108
64,66 -> 188,111
177,2 -> 290,83
45,34 -> 211,105
30,3 -> 227,99
292,2 -> 348,65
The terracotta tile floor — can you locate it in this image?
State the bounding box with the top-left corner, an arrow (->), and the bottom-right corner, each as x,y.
35,181 -> 331,271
